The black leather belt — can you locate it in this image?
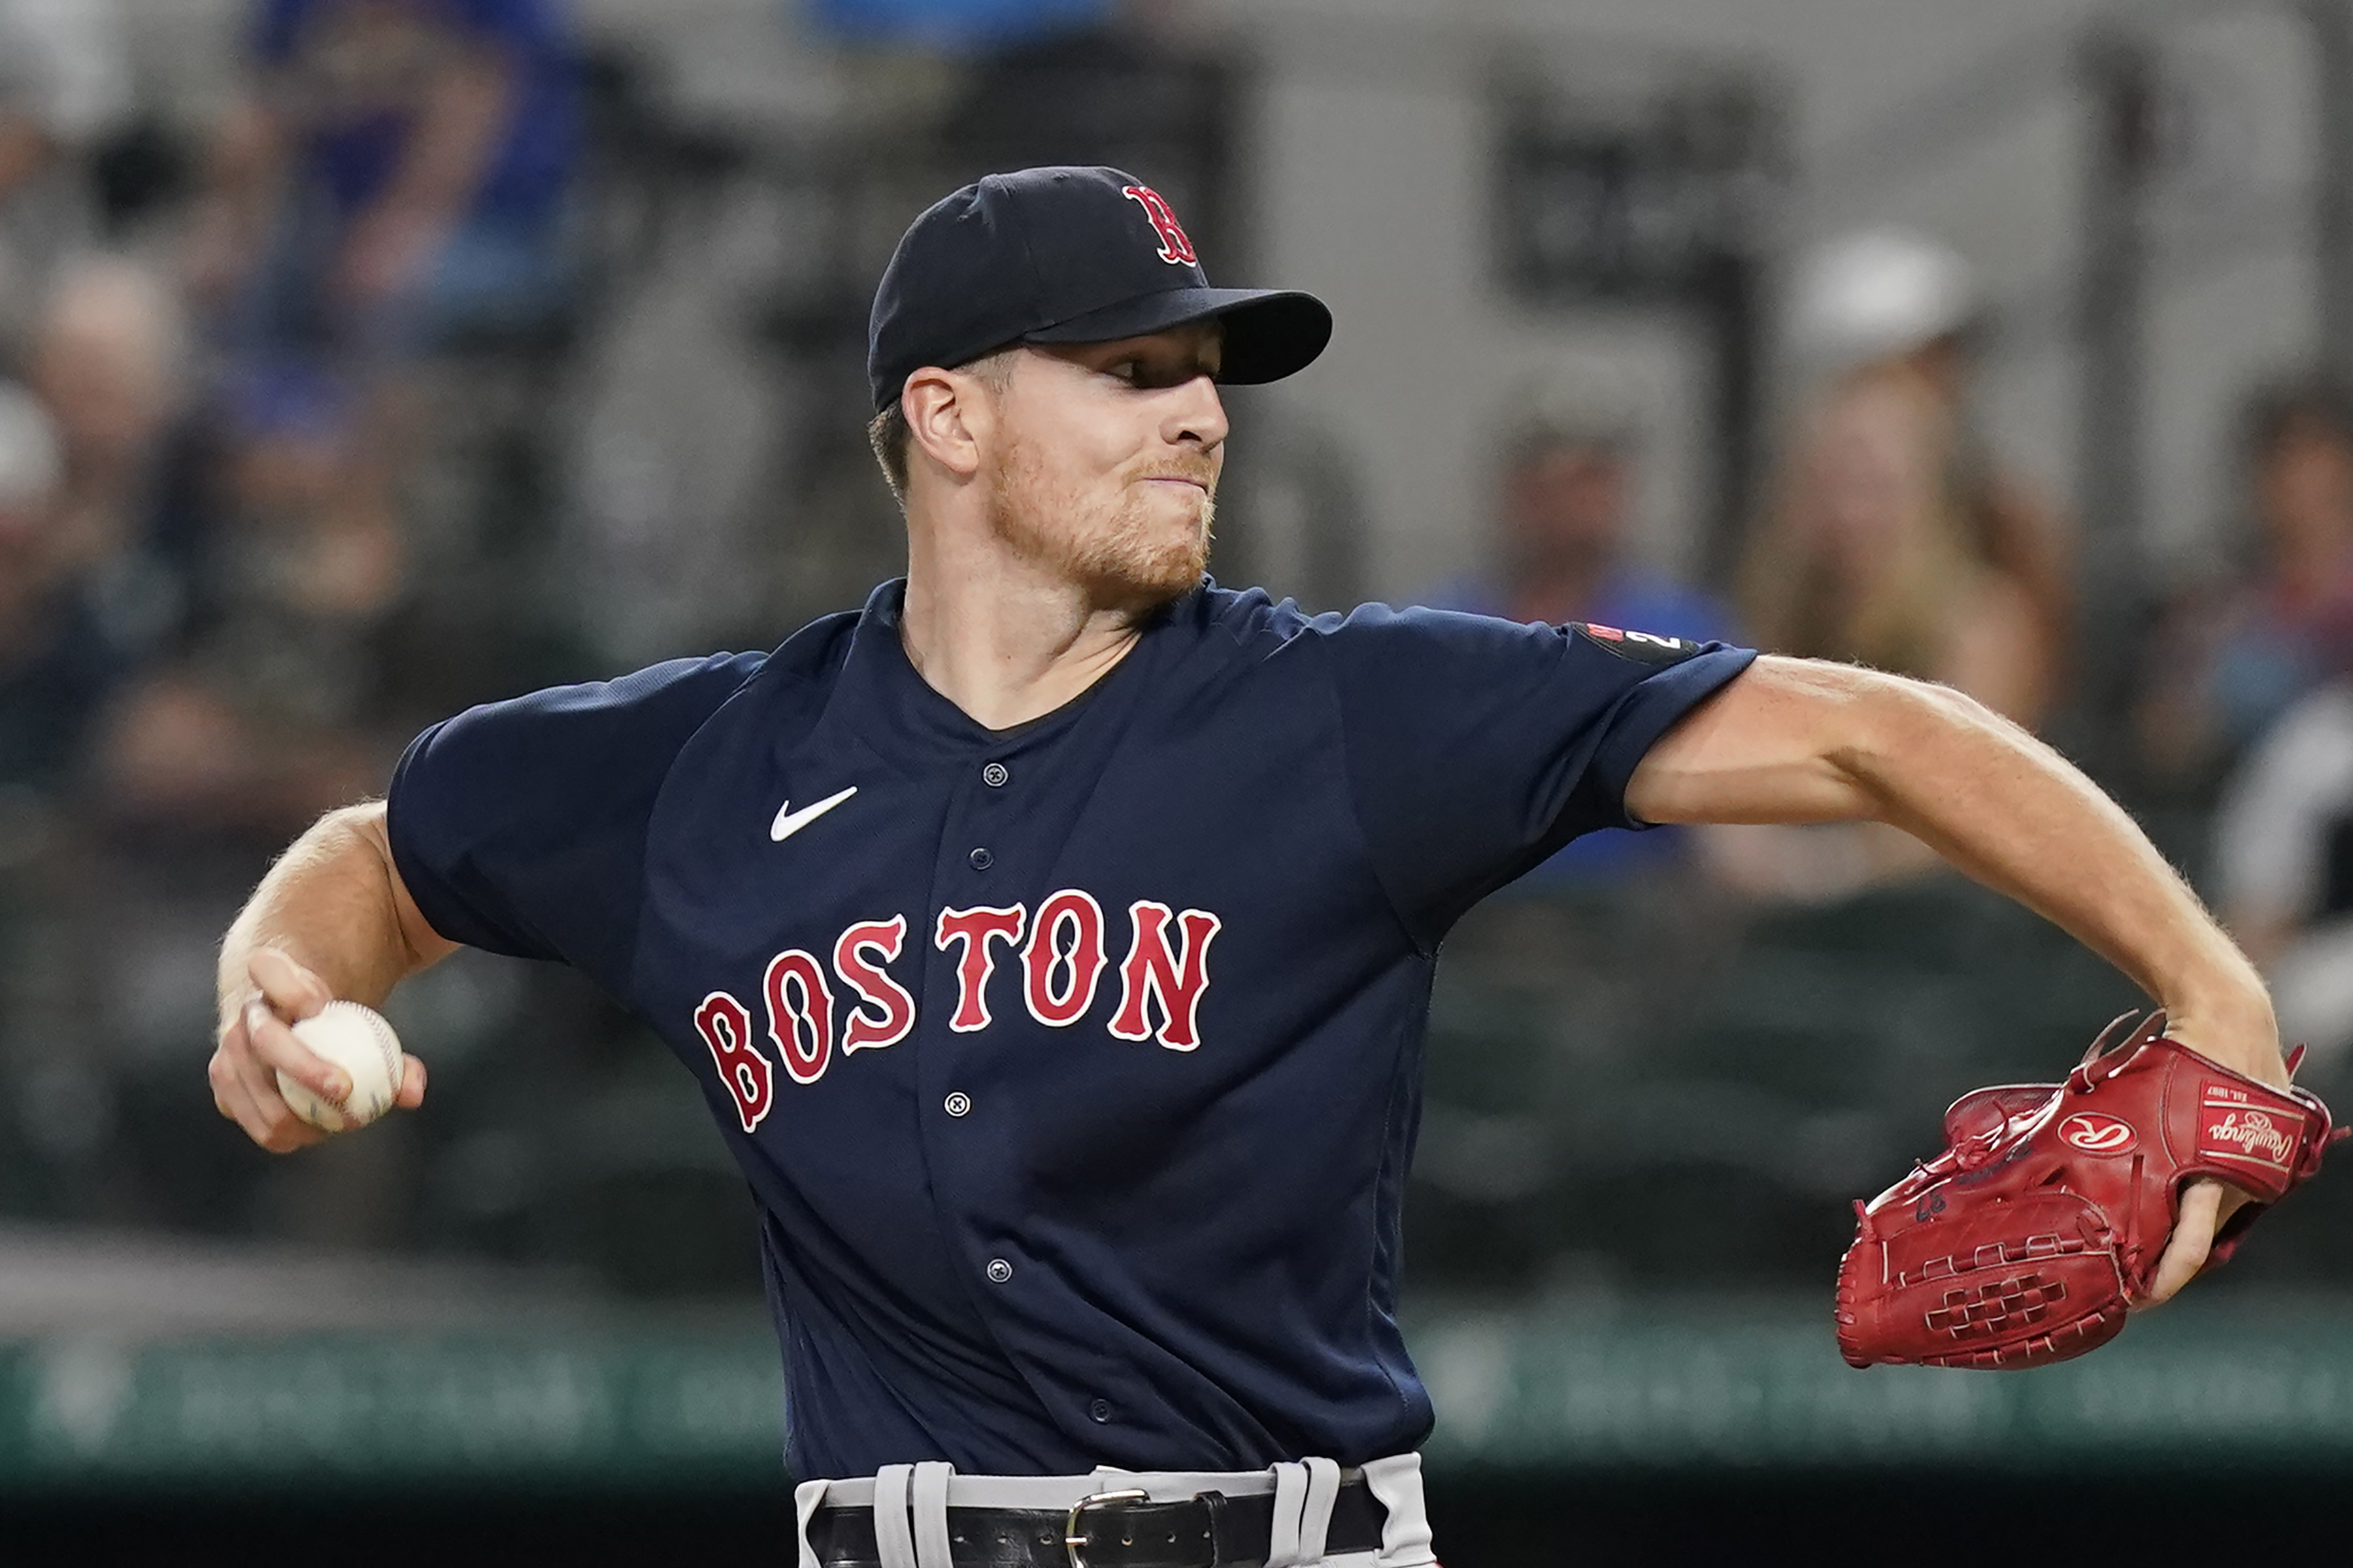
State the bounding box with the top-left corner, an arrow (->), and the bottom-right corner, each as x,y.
807,1476 -> 1387,1568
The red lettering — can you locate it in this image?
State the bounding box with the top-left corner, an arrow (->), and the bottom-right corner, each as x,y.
1022,889 -> 1108,1027
1122,184 -> 1197,265
934,905 -> 1027,1033
762,949 -> 835,1084
1109,901 -> 1221,1052
835,916 -> 916,1052
693,990 -> 773,1131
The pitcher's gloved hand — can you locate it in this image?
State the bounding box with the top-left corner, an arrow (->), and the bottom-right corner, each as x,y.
1836,1010 -> 2341,1369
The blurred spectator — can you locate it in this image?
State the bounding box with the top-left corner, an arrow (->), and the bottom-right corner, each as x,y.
2211,679 -> 2353,1078
28,258 -> 190,588
98,363 -> 406,836
0,0 -> 133,341
0,380 -> 149,799
187,0 -> 580,369
172,0 -> 581,718
1430,401 -> 1736,642
1718,361 -> 2053,901
2141,378 -> 2353,785
1741,361 -> 2052,722
1789,227 -> 2074,693
1426,393 -> 1736,887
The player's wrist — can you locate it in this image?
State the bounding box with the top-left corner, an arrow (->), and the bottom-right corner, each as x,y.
2158,969 -> 2284,1083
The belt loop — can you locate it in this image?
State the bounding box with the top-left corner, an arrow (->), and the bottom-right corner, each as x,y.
873,1463 -> 918,1568
1264,1461 -> 1308,1568
1295,1458 -> 1341,1564
1360,1453 -> 1437,1567
1199,1491 -> 1232,1568
910,1460 -> 954,1568
793,1478 -> 831,1568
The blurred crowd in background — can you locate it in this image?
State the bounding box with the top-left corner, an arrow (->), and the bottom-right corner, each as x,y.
1,0 -> 2350,1310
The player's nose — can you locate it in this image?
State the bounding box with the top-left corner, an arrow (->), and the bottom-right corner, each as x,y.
1163,374 -> 1228,453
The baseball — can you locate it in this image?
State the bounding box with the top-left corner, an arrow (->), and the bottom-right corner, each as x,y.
276,1001 -> 405,1133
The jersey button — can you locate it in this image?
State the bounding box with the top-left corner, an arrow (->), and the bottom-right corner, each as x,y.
1088,1399 -> 1112,1424
944,1092 -> 972,1118
986,1258 -> 1013,1284
982,761 -> 1009,788
969,846 -> 993,870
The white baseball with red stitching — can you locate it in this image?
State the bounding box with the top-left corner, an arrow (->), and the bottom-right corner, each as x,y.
277,1001 -> 404,1133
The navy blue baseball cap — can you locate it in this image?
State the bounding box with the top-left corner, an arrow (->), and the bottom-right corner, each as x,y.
867,165 -> 1333,411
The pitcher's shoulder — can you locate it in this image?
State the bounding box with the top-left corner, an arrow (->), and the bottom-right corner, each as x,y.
1190,578 -> 1341,657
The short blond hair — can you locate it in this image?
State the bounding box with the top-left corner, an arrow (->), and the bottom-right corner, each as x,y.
867,348 -> 1018,507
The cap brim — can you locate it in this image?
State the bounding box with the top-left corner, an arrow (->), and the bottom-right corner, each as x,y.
1023,287 -> 1333,384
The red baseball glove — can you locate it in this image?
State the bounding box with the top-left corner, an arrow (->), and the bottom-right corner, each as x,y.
1835,1010 -> 2339,1369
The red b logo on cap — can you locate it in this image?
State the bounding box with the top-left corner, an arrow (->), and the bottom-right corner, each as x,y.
1123,185 -> 1197,266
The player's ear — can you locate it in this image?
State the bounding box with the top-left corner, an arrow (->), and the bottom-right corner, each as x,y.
903,366 -> 988,483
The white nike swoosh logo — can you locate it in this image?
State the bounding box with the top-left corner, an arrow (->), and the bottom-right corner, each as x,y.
770,785 -> 858,843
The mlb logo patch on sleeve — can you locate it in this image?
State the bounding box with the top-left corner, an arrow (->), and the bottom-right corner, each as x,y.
1573,622 -> 1701,665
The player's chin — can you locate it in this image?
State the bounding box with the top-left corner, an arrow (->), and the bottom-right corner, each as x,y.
1097,500 -> 1209,586
1154,518 -> 1212,592
1132,483 -> 1213,535
1087,535 -> 1208,609
1124,554 -> 1209,606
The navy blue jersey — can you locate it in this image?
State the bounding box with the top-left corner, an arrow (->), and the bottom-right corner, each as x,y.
386,579 -> 1755,1480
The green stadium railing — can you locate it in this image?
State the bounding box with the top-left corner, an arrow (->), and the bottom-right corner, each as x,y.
3,1295 -> 2348,1490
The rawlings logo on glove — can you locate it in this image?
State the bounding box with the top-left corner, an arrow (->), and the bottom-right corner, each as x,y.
1835,1011 -> 2340,1370
2203,1103 -> 2297,1169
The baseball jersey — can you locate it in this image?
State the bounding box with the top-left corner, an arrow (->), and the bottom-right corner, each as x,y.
386,577 -> 1756,1480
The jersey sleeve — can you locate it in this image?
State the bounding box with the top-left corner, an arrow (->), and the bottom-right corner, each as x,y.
1320,605 -> 1756,944
385,652 -> 765,988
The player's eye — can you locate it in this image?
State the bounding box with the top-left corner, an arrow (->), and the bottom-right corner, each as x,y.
1129,358 -> 1199,389
1104,348 -> 1217,388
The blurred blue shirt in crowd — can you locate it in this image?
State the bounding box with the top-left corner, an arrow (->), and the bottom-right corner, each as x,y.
232,0 -> 580,358
257,0 -> 576,226
810,0 -> 1110,48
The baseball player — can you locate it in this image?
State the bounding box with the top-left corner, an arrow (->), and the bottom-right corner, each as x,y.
210,167 -> 2289,1567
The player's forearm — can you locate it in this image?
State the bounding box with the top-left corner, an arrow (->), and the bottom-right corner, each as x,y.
1844,680 -> 2277,1071
217,803 -> 452,1029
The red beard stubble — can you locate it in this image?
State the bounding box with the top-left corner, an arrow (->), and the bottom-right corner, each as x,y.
986,431 -> 1216,608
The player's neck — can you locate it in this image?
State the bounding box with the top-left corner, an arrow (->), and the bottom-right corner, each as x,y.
899,533 -> 1146,732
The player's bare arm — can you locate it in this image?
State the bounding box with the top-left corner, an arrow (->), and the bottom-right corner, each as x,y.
210,802 -> 445,1152
1626,654 -> 2282,1303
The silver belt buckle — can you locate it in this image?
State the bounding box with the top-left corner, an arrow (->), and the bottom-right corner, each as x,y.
1064,1488 -> 1152,1568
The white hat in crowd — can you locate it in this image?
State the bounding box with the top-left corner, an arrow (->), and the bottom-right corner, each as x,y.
1789,228 -> 1977,367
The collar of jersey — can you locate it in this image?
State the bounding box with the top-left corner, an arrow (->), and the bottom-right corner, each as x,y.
829,576 -> 1203,764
